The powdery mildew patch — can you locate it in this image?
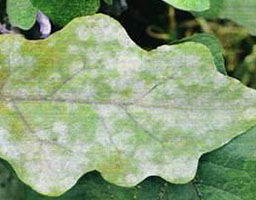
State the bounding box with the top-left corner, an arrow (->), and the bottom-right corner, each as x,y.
0,14 -> 255,196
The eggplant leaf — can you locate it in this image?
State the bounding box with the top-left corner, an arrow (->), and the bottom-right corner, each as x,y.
195,126 -> 256,199
175,33 -> 227,75
1,126 -> 255,199
0,14 -> 256,196
194,0 -> 256,35
161,0 -> 209,11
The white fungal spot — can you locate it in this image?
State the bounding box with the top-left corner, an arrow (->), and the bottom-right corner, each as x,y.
116,51 -> 142,74
0,40 -> 37,68
243,108 -> 256,120
76,26 -> 90,41
0,40 -> 21,54
23,143 -> 86,195
48,73 -> 61,82
92,18 -> 119,42
214,74 -> 229,86
0,128 -> 20,159
168,156 -> 198,180
134,149 -> 150,160
69,60 -> 84,74
47,40 -> 57,47
125,174 -> 139,185
52,122 -> 68,143
116,29 -> 135,48
35,130 -> 52,141
156,45 -> 176,53
67,45 -> 80,54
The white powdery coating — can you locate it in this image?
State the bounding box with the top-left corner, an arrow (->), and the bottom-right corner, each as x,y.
48,73 -> 61,82
0,40 -> 37,68
156,45 -> 177,53
116,51 -> 142,74
110,128 -> 139,157
6,87 -> 47,98
35,123 -> 69,144
85,48 -> 107,66
103,51 -> 153,100
94,105 -> 119,146
1,15 -> 256,197
35,130 -> 52,141
0,128 -> 21,159
125,174 -> 139,185
69,60 -> 84,74
243,108 -> 256,120
76,25 -> 90,41
52,122 -> 69,144
0,40 -> 22,54
23,142 -> 85,195
213,74 -> 230,86
67,45 -> 81,54
9,54 -> 25,67
84,15 -> 138,49
134,153 -> 198,184
92,18 -> 121,42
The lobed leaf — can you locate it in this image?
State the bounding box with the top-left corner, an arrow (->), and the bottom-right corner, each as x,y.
0,14 -> 256,196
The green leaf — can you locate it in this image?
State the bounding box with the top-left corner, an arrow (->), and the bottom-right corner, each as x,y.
195,126 -> 256,199
7,0 -> 38,30
161,0 -> 210,11
0,14 -> 256,196
174,33 -> 227,75
30,0 -> 100,26
0,159 -> 25,200
194,0 -> 256,35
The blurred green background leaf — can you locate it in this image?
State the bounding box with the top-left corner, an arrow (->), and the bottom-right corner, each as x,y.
30,0 -> 100,26
7,0 -> 37,30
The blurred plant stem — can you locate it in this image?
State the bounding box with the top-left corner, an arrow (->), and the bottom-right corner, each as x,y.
146,6 -> 177,41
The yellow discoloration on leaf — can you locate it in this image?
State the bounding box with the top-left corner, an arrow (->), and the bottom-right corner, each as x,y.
0,14 -> 255,197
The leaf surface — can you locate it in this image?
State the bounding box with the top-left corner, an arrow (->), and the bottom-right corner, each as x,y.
175,33 -> 227,75
0,14 -> 256,196
161,0 -> 209,11
1,126 -> 255,199
0,160 -> 199,200
30,0 -> 100,26
195,0 -> 256,35
7,0 -> 38,30
195,126 -> 256,200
